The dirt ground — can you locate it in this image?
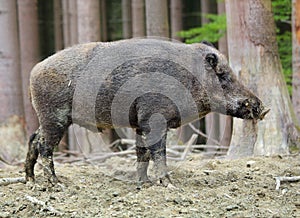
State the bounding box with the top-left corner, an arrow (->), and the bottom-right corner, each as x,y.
0,154 -> 299,218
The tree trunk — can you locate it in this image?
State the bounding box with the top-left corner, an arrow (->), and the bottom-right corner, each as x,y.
17,0 -> 40,139
131,0 -> 145,37
200,0 -> 219,146
0,0 -> 26,163
145,0 -> 169,37
54,0 -> 69,151
122,0 -> 132,39
200,0 -> 217,24
100,0 -> 108,41
62,0 -> 78,47
77,0 -> 101,43
54,0 -> 64,51
292,0 -> 300,125
62,0 -> 78,151
170,0 -> 182,41
226,0 -> 299,157
217,0 -> 232,147
73,0 -> 111,154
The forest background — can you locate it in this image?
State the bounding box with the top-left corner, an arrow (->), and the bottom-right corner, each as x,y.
0,0 -> 299,164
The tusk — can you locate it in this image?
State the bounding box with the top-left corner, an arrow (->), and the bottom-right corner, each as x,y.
259,108 -> 270,120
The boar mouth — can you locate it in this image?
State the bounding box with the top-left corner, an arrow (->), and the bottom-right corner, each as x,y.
244,108 -> 270,120
258,108 -> 270,120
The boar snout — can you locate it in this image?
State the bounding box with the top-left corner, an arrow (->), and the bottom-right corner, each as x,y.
239,97 -> 269,120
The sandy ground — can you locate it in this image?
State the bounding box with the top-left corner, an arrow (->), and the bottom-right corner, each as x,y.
0,154 -> 299,218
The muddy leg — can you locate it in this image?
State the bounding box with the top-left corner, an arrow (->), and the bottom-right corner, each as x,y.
39,128 -> 66,184
149,132 -> 171,186
136,129 -> 151,185
25,129 -> 40,182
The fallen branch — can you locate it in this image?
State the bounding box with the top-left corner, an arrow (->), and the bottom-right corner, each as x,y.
25,195 -> 62,215
188,123 -> 222,146
166,148 -> 181,156
274,176 -> 300,190
61,150 -> 83,157
110,139 -> 135,148
0,177 -> 26,186
181,134 -> 198,160
170,144 -> 228,150
87,150 -> 136,162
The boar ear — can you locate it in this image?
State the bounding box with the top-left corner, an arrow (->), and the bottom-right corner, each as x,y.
201,40 -> 216,48
205,53 -> 218,68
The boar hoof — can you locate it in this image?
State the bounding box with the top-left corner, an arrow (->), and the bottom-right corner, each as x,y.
157,173 -> 173,187
43,167 -> 58,185
136,179 -> 153,190
25,175 -> 35,183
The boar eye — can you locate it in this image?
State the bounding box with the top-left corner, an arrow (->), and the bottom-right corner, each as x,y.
205,53 -> 218,69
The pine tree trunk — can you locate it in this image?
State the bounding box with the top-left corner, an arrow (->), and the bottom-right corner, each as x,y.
17,0 -> 40,139
54,0 -> 69,151
62,0 -> 78,47
122,0 -> 132,39
131,0 -> 145,37
200,0 -> 217,24
62,0 -> 78,151
145,0 -> 169,37
74,0 -> 111,153
0,0 -> 26,163
76,0 -> 101,153
226,0 -> 299,157
292,0 -> 300,125
100,0 -> 108,41
77,0 -> 101,43
217,0 -> 232,147
54,0 -> 64,51
200,0 -> 219,146
170,0 -> 182,41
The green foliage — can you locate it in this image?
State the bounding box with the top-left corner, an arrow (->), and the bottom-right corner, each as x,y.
178,14 -> 226,44
107,0 -> 123,41
272,0 -> 291,22
272,0 -> 292,95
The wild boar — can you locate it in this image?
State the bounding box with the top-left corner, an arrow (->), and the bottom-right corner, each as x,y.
24,38 -> 269,185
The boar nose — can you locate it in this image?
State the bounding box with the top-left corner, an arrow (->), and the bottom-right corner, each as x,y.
240,98 -> 266,119
242,98 -> 270,120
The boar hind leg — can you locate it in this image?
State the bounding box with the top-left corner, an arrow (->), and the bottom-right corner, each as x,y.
136,129 -> 151,184
38,123 -> 69,184
25,129 -> 40,182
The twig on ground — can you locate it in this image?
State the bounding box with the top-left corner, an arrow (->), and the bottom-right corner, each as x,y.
201,151 -> 227,156
274,176 -> 300,190
181,134 -> 198,160
88,150 -> 136,162
0,177 -> 26,186
110,139 -> 135,148
56,157 -> 85,163
166,148 -> 181,156
61,150 -> 84,157
0,156 -> 11,166
188,123 -> 222,146
170,144 -> 228,150
25,195 -> 62,215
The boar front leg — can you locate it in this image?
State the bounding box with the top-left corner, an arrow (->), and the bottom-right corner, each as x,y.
136,129 -> 151,185
148,132 -> 171,186
136,127 -> 171,187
